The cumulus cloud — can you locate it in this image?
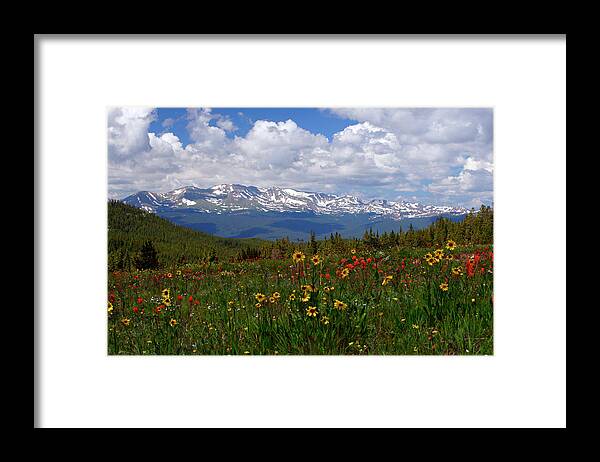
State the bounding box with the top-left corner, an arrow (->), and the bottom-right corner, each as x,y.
234,119 -> 328,169
327,108 -> 493,205
426,168 -> 494,208
329,108 -> 492,144
215,116 -> 237,132
107,107 -> 155,159
185,108 -> 229,152
108,107 -> 493,207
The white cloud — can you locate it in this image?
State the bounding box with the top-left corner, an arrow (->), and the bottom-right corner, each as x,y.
329,108 -> 492,145
463,156 -> 493,172
185,108 -> 229,152
216,117 -> 237,132
426,168 -> 494,207
234,119 -> 328,169
107,107 -> 155,159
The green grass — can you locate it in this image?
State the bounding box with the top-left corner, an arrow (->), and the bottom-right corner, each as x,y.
107,244 -> 493,355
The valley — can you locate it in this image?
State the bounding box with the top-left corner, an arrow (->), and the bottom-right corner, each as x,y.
122,184 -> 472,240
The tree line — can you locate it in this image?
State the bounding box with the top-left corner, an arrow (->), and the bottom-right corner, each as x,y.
108,201 -> 493,271
244,205 -> 492,259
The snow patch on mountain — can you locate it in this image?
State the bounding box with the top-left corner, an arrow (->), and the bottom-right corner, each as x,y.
122,184 -> 470,219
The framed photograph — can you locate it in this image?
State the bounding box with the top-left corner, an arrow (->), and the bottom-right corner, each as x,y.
35,35 -> 566,428
107,106 -> 494,356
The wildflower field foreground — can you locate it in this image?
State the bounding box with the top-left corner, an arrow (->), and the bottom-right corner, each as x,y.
108,242 -> 493,355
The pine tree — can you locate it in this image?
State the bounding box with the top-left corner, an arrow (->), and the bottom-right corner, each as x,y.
310,230 -> 318,255
135,240 -> 159,270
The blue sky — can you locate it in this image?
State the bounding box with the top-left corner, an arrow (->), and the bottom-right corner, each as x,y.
109,107 -> 493,207
149,108 -> 357,144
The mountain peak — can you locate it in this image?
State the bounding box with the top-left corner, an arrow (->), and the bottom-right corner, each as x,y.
123,183 -> 468,219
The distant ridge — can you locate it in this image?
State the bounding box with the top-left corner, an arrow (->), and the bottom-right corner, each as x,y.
122,183 -> 470,220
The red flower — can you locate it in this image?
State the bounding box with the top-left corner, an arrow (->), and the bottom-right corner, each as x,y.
177,295 -> 183,301
325,273 -> 330,280
133,306 -> 139,314
466,260 -> 475,277
188,295 -> 194,302
137,297 -> 143,304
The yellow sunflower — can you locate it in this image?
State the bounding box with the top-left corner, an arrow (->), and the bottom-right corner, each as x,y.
439,282 -> 449,291
255,293 -> 267,303
446,240 -> 457,250
306,306 -> 318,317
292,251 -> 306,264
333,299 -> 348,311
311,254 -> 321,265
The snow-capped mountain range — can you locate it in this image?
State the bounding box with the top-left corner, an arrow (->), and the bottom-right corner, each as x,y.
122,184 -> 469,220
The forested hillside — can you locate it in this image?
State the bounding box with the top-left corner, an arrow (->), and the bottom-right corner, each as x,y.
108,200 -> 265,270
360,205 -> 493,249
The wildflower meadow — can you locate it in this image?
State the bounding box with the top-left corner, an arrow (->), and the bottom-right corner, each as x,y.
108,241 -> 493,355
